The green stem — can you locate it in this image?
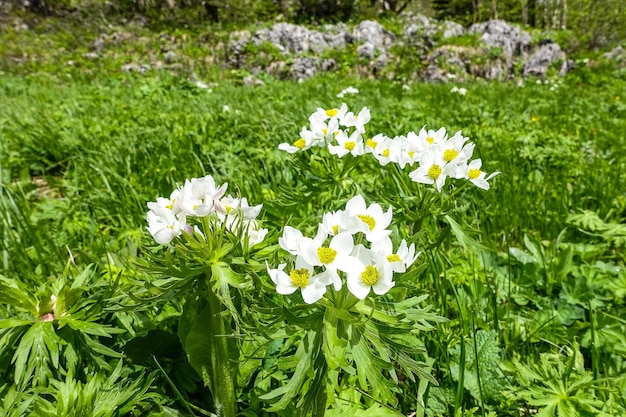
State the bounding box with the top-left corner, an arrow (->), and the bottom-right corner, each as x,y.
207,281 -> 237,417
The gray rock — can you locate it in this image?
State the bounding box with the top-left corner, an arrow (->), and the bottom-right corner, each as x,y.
164,51 -> 178,64
252,23 -> 330,55
522,41 -> 566,77
469,19 -> 530,72
121,63 -> 150,73
93,35 -> 106,52
322,23 -> 352,49
604,45 -> 625,61
425,45 -> 506,82
228,31 -> 252,67
290,57 -> 320,80
352,20 -> 396,49
243,75 -> 265,87
441,20 -> 465,39
356,42 -> 377,60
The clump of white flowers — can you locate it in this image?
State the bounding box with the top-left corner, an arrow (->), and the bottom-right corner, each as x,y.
146,175 -> 267,247
279,104 -> 500,191
336,86 -> 360,98
267,194 -> 420,304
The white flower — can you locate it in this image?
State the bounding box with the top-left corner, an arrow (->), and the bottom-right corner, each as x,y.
278,126 -> 320,153
450,86 -> 467,95
372,239 -> 420,273
402,84 -> 411,90
408,149 -> 455,192
279,226 -> 305,255
337,86 -> 359,98
178,176 -> 227,217
344,195 -> 393,243
341,107 -> 371,133
457,159 -> 500,190
321,210 -> 349,236
346,245 -> 394,299
222,105 -> 230,112
216,196 -> 262,220
146,210 -> 187,245
299,226 -> 360,290
309,103 -> 348,125
267,257 -> 329,304
440,131 -> 474,168
328,130 -> 365,158
243,220 -> 268,248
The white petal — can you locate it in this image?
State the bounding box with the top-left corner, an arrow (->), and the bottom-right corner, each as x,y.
301,280 -> 327,304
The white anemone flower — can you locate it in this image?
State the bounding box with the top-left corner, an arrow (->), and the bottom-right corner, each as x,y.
458,159 -> 500,190
408,126 -> 447,153
309,103 -> 349,125
299,226 -> 360,290
345,194 -> 393,243
321,210 -> 349,236
328,130 -> 365,158
278,126 -> 320,153
441,131 -> 474,168
147,210 -> 187,245
216,196 -> 261,221
396,134 -> 421,169
243,220 -> 268,248
267,257 -> 329,304
178,176 -> 227,217
341,107 -> 371,133
279,226 -> 305,255
372,239 -> 420,273
408,149 -> 455,192
337,86 -> 359,98
347,244 -> 395,299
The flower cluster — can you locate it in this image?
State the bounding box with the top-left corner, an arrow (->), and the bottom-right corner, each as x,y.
267,195 -> 419,304
146,175 -> 267,247
278,104 -> 371,156
279,104 -> 500,191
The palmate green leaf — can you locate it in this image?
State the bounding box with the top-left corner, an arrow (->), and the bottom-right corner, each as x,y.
12,322 -> 60,388
259,330 -> 319,412
0,277 -> 38,315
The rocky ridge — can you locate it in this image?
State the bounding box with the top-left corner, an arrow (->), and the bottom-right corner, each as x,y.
227,14 -> 574,82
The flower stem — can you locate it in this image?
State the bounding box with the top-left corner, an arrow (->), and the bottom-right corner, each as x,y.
207,280 -> 237,417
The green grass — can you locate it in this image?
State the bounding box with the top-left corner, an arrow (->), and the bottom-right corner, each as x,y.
2,13 -> 626,417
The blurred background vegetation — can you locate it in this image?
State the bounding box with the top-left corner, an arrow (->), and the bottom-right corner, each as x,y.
2,0 -> 624,49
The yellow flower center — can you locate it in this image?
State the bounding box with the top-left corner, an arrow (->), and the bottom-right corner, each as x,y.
408,151 -> 415,158
531,117 -> 538,123
357,214 -> 376,231
225,205 -> 233,213
426,136 -> 435,144
289,268 -> 310,288
317,247 -> 338,264
361,265 -> 379,286
344,141 -> 356,151
332,225 -> 339,235
468,168 -> 481,179
322,128 -> 328,136
326,109 -> 339,117
166,225 -> 174,229
387,254 -> 402,262
294,138 -> 306,149
428,164 -> 442,179
366,139 -> 377,148
382,149 -> 390,157
443,149 -> 459,162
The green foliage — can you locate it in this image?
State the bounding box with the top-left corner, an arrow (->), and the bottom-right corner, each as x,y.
1,16 -> 626,416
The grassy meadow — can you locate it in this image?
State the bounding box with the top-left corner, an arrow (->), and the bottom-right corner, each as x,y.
1,12 -> 626,417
